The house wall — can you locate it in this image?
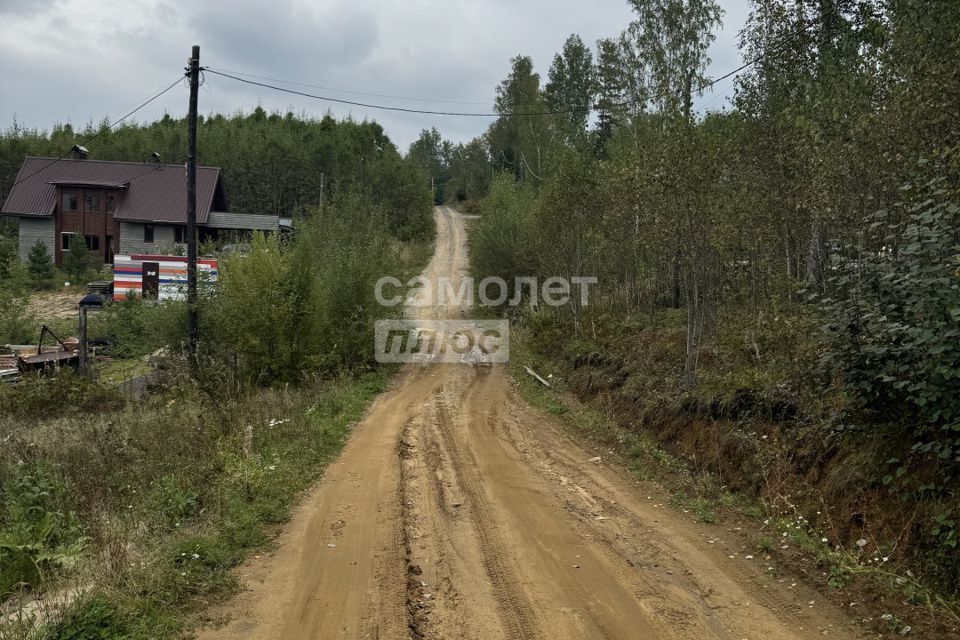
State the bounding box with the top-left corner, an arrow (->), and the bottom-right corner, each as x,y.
205,211 -> 279,231
54,186 -> 120,266
118,222 -> 175,255
18,217 -> 56,262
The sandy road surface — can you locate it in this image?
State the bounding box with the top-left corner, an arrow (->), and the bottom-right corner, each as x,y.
196,208 -> 862,639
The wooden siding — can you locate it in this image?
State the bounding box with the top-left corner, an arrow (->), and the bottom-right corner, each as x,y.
118,222 -> 175,255
17,217 -> 56,262
54,186 -> 120,265
205,211 -> 279,231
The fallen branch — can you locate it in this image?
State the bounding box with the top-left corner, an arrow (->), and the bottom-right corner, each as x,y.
524,366 -> 551,388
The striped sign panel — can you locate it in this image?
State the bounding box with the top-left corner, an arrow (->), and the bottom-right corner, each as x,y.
113,254 -> 218,301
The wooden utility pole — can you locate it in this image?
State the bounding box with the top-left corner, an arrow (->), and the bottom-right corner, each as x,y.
78,307 -> 88,377
186,45 -> 200,362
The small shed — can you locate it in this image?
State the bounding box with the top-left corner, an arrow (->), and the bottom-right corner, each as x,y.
113,254 -> 218,301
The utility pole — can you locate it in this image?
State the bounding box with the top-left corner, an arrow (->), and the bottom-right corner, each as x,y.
319,171 -> 324,216
78,307 -> 88,377
186,45 -> 200,363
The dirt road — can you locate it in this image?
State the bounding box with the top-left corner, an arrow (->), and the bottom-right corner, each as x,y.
197,208 -> 861,639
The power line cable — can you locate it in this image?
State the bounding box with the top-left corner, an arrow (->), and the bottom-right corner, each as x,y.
204,69 -> 562,117
618,10 -> 823,112
10,76 -> 185,188
699,9 -> 824,94
207,10 -> 822,120
206,66 -> 495,107
7,7 -> 827,195
700,79 -> 738,110
217,4 -> 825,115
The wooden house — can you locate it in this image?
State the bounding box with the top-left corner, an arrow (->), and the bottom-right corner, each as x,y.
1,155 -> 279,266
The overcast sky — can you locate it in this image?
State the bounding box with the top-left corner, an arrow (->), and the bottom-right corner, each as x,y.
0,0 -> 750,152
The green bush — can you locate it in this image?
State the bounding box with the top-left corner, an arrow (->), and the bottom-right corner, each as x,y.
0,369 -> 126,419
47,595 -> 130,640
817,184 -> 960,593
145,475 -> 200,527
0,235 -> 17,280
818,184 -> 960,466
1,260 -> 31,295
0,290 -> 33,344
0,371 -> 387,637
26,241 -> 55,291
0,464 -> 85,598
701,304 -> 821,408
366,152 -> 434,241
90,297 -> 186,359
469,174 -> 540,306
202,232 -> 302,384
61,237 -> 94,285
204,191 -> 400,384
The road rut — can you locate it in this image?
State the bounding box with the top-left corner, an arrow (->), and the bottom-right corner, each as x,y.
196,207 -> 862,640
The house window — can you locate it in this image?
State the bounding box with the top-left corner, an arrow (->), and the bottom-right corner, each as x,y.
174,226 -> 187,244
106,194 -> 116,212
62,190 -> 79,211
143,224 -> 154,243
85,235 -> 100,251
61,232 -> 75,251
84,192 -> 101,212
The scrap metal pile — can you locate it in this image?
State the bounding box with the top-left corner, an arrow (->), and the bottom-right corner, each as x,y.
0,326 -> 79,383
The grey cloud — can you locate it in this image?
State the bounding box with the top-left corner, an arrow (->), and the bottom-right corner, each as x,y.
0,46 -> 181,131
188,0 -> 380,78
0,0 -> 60,15
0,0 -> 752,149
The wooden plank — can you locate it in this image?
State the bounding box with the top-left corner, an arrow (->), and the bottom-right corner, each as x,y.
524,366 -> 551,388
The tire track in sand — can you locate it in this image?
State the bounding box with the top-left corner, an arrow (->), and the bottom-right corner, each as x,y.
194,207 -> 866,640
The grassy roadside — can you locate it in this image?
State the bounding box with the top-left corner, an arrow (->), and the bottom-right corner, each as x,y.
507,330 -> 960,638
1,219 -> 434,640
95,358 -> 153,385
0,368 -> 393,640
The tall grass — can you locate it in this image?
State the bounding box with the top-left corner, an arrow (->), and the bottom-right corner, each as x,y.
0,368 -> 390,639
0,190 -> 429,637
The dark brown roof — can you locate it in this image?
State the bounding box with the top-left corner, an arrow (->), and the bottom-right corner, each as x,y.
2,157 -> 225,224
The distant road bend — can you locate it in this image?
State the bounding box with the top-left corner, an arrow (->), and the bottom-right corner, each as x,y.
197,207 -> 861,640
